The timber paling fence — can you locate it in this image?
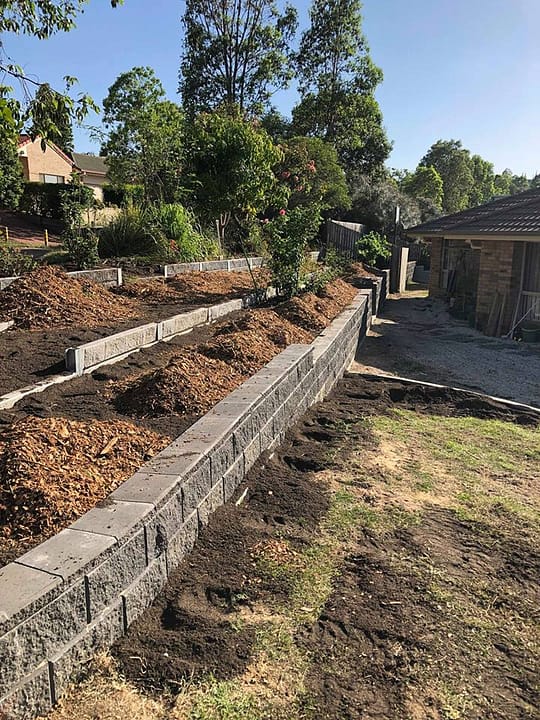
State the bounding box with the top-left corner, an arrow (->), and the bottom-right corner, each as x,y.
326,219 -> 365,260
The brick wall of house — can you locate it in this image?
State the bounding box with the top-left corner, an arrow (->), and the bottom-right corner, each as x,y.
18,139 -> 73,183
475,240 -> 520,334
428,237 -> 444,296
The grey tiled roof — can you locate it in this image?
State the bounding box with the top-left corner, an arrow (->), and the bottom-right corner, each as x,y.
407,188 -> 540,237
72,153 -> 108,175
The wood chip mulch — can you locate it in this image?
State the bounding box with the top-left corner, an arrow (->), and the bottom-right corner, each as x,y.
167,268 -> 270,298
0,265 -> 136,330
114,350 -> 247,418
0,417 -> 169,540
277,278 -> 357,332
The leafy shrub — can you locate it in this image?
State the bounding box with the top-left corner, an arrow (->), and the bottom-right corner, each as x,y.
98,203 -> 219,261
102,183 -> 145,207
60,178 -> 98,269
149,204 -> 219,261
98,205 -> 161,258
355,231 -> 391,267
265,204 -> 322,298
0,243 -> 36,276
19,182 -> 66,218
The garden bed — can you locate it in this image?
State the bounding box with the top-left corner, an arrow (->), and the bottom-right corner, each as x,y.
0,279 -> 357,568
42,374 -> 539,720
0,267 -> 269,395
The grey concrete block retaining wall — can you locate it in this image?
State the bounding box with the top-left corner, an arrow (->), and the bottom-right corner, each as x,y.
0,277 -> 383,720
0,268 -> 122,291
162,256 -> 265,278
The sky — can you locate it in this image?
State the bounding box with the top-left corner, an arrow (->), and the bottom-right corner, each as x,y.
3,0 -> 540,176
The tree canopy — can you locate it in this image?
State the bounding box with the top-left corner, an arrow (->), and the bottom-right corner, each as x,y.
101,67 -> 184,203
292,0 -> 390,178
179,0 -> 297,116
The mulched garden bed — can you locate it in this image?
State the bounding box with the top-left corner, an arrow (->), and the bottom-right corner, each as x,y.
0,279 -> 358,568
0,267 -> 270,395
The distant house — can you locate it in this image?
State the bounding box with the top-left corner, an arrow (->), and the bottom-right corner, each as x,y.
71,153 -> 109,201
17,134 -> 73,185
17,136 -> 109,201
407,189 -> 540,337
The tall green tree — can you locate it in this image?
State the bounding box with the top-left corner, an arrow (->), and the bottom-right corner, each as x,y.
101,68 -> 184,203
468,154 -> 495,206
401,165 -> 443,208
183,111 -> 281,245
179,0 -> 297,117
420,140 -> 474,213
292,0 -> 390,178
0,94 -> 24,209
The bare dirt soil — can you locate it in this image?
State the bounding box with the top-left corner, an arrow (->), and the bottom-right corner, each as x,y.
42,374 -> 538,720
352,289 -> 540,408
0,268 -> 269,395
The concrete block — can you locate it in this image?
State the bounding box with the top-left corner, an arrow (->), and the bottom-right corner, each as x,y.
163,261 -> 201,277
259,416 -> 275,453
243,434 -> 262,473
209,298 -> 243,321
198,482 -> 225,526
166,511 -> 198,570
85,529 -> 147,618
223,455 -> 245,502
0,564 -> 60,630
67,268 -> 122,287
181,459 -> 212,518
210,436 -> 236,485
0,663 -> 52,720
110,469 -> 187,506
122,554 -> 168,628
0,276 -> 17,290
16,529 -> 115,582
144,489 -> 183,561
48,600 -> 124,705
0,320 -> 14,333
228,258 -> 248,270
160,307 -> 208,339
202,260 -> 228,271
70,500 -> 153,541
0,580 -> 86,697
232,411 -> 260,450
265,286 -> 277,299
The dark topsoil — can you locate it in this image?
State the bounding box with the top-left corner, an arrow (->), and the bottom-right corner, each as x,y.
112,375 -> 539,719
0,289 -> 255,396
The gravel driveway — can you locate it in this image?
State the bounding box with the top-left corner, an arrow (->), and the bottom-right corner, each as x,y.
352,290 -> 540,408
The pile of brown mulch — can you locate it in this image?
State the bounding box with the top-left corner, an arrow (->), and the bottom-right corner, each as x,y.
346,262 -> 380,279
113,278 -> 183,305
278,278 -> 357,332
203,309 -> 313,374
114,350 -> 247,418
0,266 -> 136,330
168,268 -> 270,299
0,416 -> 169,541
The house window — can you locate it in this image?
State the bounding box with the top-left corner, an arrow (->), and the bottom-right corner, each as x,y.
40,173 -> 65,184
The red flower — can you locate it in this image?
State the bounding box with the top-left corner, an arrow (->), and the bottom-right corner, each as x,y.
281,170 -> 291,179
279,209 -> 286,216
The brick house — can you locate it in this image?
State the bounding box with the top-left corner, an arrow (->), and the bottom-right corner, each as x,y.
17,134 -> 74,184
407,189 -> 540,337
17,137 -> 109,200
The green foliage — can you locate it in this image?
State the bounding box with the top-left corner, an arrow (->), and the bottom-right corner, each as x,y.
292,0 -> 391,178
149,204 -> 219,261
180,0 -> 297,116
0,105 -> 24,209
0,243 -> 37,276
102,183 -> 145,207
265,204 -> 322,297
98,204 -> 217,261
184,111 -> 282,246
420,140 -> 474,213
468,154 -> 495,206
279,136 -> 350,211
355,230 -> 391,267
27,83 -> 74,151
101,68 -> 185,203
59,174 -> 98,269
19,182 -> 68,218
401,165 -> 443,208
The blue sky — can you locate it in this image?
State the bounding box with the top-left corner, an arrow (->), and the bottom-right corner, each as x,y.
3,0 -> 540,176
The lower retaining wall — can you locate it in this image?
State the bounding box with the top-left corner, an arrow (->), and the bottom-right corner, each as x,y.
162,256 -> 265,278
0,283 -> 381,720
0,268 -> 122,291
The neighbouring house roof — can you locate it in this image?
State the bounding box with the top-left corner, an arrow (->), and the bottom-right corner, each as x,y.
17,134 -> 74,168
72,153 -> 108,176
407,188 -> 540,240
